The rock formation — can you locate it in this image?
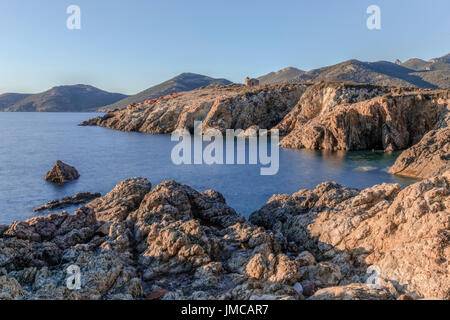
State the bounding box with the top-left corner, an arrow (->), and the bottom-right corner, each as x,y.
34,193 -> 101,213
389,107 -> 450,178
80,83 -> 308,134
80,81 -> 449,179
44,161 -> 80,184
0,171 -> 448,300
250,171 -> 450,300
277,84 -> 449,153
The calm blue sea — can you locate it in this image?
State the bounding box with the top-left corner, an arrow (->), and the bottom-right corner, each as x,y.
0,113 -> 416,224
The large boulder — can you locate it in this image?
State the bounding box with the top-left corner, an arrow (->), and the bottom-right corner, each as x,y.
44,161 -> 80,184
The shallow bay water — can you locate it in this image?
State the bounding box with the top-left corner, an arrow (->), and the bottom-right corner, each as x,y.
0,113 -> 416,224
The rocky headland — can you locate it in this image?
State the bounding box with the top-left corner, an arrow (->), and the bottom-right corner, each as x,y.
81,81 -> 450,179
0,170 -> 448,300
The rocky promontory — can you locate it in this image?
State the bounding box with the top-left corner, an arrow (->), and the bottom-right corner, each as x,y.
80,83 -> 309,134
0,171 -> 448,300
80,82 -> 449,179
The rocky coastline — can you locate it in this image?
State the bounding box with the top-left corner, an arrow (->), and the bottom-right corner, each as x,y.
0,81 -> 448,300
0,169 -> 448,300
80,82 -> 450,179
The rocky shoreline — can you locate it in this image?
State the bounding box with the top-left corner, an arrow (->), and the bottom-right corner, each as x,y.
33,193 -> 101,213
0,81 -> 447,300
80,81 -> 450,179
0,170 -> 448,300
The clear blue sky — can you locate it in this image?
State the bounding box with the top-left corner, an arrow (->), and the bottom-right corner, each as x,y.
0,0 -> 449,94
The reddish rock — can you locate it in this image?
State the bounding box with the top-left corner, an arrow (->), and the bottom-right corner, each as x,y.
146,289 -> 169,300
44,160 -> 80,184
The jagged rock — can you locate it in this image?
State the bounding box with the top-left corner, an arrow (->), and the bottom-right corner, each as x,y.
390,106 -> 450,178
308,284 -> 395,300
0,276 -> 26,299
34,192 -> 101,212
295,251 -> 317,266
87,177 -> 152,223
280,91 -> 448,151
1,173 -> 449,300
250,171 -> 450,299
301,262 -> 342,288
44,161 -> 80,184
274,82 -> 393,136
0,178 -> 300,300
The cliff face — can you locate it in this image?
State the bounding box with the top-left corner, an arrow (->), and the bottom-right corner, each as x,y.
389,107 -> 450,178
81,82 -> 450,179
279,91 -> 449,152
0,172 -> 448,300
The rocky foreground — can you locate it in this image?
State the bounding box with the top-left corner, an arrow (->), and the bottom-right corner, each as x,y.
80,82 -> 450,179
0,170 -> 448,300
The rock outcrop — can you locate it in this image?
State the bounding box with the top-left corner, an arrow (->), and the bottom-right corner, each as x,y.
389,107 -> 450,178
80,83 -> 309,134
0,172 -> 448,300
279,88 -> 449,152
34,193 -> 101,213
250,171 -> 450,300
44,161 -> 80,184
0,178 -> 302,300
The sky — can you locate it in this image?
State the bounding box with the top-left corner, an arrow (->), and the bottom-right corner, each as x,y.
0,0 -> 449,95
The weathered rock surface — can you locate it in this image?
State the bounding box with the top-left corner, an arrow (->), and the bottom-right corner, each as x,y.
279,90 -> 449,152
0,178 -> 302,300
274,82 -> 393,136
250,171 -> 450,300
308,284 -> 395,300
34,192 -> 101,212
1,171 -> 449,300
44,161 -> 80,184
390,106 -> 450,178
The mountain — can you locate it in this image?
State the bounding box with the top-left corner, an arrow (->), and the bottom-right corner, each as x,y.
0,93 -> 31,111
99,73 -> 232,111
257,67 -> 304,85
2,85 -> 128,112
258,53 -> 450,89
430,53 -> 450,63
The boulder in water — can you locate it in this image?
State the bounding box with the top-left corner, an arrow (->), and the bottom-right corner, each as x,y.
44,160 -> 80,184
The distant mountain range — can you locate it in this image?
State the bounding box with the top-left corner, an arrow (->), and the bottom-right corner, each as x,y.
258,53 -> 450,89
1,53 -> 449,112
98,73 -> 232,111
0,85 -> 128,112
